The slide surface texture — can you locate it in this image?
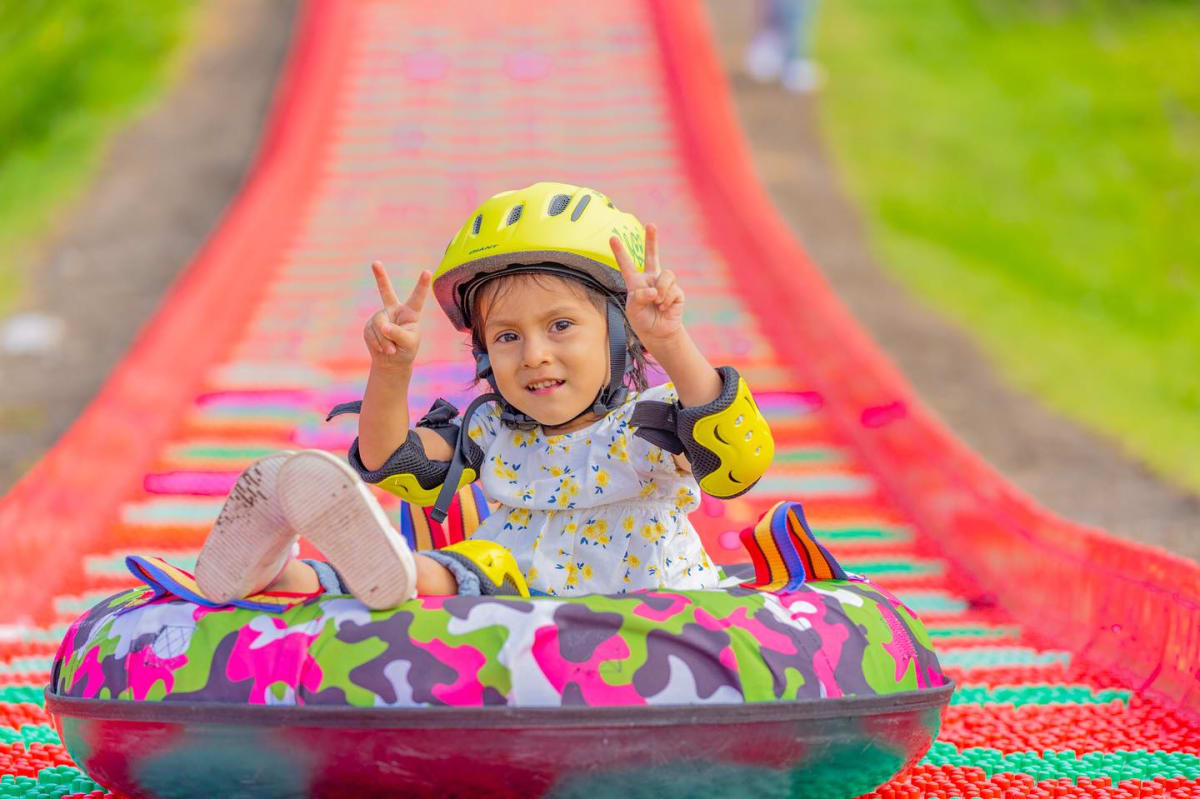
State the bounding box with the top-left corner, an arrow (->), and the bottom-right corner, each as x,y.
1,1 -> 1197,796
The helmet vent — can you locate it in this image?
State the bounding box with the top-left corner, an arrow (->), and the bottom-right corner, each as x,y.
547,194 -> 571,216
570,194 -> 591,221
471,214 -> 482,235
506,205 -> 524,226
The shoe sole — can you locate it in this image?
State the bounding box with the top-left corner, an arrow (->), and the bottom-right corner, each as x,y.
277,450 -> 416,610
195,453 -> 296,603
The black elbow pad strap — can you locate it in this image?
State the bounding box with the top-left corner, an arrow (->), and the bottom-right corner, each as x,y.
631,366 -> 774,498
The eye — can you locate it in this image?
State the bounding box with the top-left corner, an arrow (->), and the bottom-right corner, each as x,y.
551,319 -> 573,333
494,331 -> 518,344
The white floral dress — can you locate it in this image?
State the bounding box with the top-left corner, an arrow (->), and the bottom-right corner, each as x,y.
461,383 -> 719,596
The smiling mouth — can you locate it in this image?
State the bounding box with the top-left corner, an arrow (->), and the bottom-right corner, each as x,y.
526,379 -> 565,394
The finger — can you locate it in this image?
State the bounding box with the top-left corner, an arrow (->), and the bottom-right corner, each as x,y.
378,318 -> 412,343
374,310 -> 402,339
630,286 -> 658,306
366,323 -> 395,356
644,223 -> 660,277
404,269 -> 432,313
653,268 -> 676,296
657,284 -> 684,310
610,235 -> 645,289
372,261 -> 401,307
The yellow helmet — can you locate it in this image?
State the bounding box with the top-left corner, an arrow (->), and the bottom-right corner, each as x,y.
434,182 -> 646,331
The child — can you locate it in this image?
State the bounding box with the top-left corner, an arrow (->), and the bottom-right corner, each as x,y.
195,182 -> 773,609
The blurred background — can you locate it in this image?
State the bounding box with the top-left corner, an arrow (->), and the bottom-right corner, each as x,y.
0,0 -> 1196,553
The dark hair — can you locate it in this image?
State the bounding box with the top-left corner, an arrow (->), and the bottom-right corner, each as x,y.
468,270 -> 651,392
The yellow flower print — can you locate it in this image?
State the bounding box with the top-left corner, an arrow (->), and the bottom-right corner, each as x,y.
468,425 -> 483,442
674,487 -> 694,509
591,466 -> 610,495
622,516 -> 635,534
564,562 -> 579,587
627,553 -> 641,569
511,430 -> 537,448
491,455 -> 518,482
504,507 -> 531,530
564,521 -> 578,536
519,486 -> 535,503
586,519 -> 611,546
640,519 -> 666,542
527,566 -> 539,582
608,436 -> 628,462
640,481 -> 658,499
544,464 -> 568,478
581,563 -> 594,581
562,477 -> 580,497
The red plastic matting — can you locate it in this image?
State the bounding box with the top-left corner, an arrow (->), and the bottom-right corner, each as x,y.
1,1 -> 1198,797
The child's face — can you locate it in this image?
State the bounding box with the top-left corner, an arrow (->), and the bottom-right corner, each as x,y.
478,274 -> 610,431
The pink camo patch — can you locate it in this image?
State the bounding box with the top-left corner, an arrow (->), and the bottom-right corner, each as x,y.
414,638 -> 488,705
126,645 -> 187,701
68,647 -> 107,699
777,595 -> 850,698
632,592 -> 692,622
224,620 -> 324,704
875,599 -> 930,688
532,626 -> 645,706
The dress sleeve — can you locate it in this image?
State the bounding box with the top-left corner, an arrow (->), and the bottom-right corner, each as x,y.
626,382 -> 690,479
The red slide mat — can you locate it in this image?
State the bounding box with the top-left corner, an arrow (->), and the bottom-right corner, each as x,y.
1,0 -> 1197,796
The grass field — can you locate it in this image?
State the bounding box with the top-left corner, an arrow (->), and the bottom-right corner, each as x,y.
0,1 -> 198,316
816,0 -> 1200,493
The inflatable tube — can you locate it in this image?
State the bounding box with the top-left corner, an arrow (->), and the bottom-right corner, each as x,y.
47,574 -> 951,798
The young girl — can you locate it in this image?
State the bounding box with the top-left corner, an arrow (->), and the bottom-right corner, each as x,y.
195,182 -> 773,609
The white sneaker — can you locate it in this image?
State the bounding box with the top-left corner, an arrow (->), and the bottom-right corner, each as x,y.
745,30 -> 786,83
277,450 -> 416,610
195,452 -> 298,603
781,59 -> 822,94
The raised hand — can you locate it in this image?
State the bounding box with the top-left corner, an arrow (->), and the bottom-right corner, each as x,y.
610,224 -> 685,350
364,261 -> 431,368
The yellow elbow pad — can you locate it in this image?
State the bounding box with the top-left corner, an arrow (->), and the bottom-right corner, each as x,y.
632,366 -> 774,498
687,376 -> 773,497
347,430 -> 483,508
678,367 -> 774,498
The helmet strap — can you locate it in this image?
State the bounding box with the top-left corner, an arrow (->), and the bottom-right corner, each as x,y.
470,297 -> 631,432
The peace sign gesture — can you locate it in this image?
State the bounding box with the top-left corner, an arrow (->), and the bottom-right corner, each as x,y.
364,261 -> 431,368
610,224 -> 685,351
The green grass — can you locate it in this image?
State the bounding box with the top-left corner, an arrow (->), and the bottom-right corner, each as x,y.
816,0 -> 1200,493
0,1 -> 199,314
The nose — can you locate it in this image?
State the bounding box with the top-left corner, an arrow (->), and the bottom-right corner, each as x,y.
520,334 -> 551,367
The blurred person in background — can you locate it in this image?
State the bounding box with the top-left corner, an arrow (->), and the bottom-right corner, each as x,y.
745,0 -> 820,93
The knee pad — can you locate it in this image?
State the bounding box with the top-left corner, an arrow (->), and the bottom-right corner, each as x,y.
632,366 -> 774,498
439,539 -> 530,598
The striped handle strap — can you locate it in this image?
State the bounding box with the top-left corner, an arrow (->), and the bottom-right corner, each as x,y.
398,481 -> 492,551
739,501 -> 847,593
